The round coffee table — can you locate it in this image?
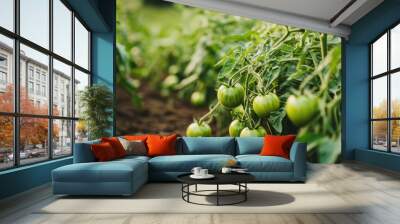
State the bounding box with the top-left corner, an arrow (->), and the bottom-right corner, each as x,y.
177,173 -> 255,206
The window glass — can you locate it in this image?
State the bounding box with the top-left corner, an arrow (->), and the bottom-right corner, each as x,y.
0,0 -> 14,31
20,0 -> 49,49
75,120 -> 88,143
372,33 -> 387,76
74,18 -> 89,70
391,24 -> 400,70
0,116 -> 14,170
0,35 -> 14,112
74,69 -> 89,118
53,59 -> 72,117
372,121 -> 388,151
391,72 -> 400,118
391,120 -> 400,153
53,119 -> 72,157
53,0 -> 72,60
372,77 -> 387,119
20,44 -> 49,115
19,117 -> 49,165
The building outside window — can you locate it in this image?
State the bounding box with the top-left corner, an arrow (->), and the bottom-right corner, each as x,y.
0,0 -> 91,170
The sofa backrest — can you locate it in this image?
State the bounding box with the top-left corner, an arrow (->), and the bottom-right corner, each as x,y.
73,139 -> 100,163
177,137 -> 236,155
235,137 -> 264,155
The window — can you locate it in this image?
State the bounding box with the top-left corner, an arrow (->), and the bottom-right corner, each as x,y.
0,0 -> 14,32
35,70 -> 40,81
53,59 -> 72,117
75,18 -> 90,70
53,0 -> 72,60
53,119 -> 72,158
0,116 -> 14,170
20,0 -> 49,48
0,34 -> 14,113
28,67 -> 34,80
42,85 -> 46,97
0,71 -> 6,85
0,55 -> 7,67
370,23 -> 400,154
35,84 -> 40,95
0,0 -> 91,170
28,81 -> 34,94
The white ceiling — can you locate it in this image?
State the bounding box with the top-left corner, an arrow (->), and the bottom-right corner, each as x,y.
226,0 -> 352,22
165,0 -> 384,38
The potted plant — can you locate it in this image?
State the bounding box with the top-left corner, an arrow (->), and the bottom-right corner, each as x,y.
79,84 -> 113,140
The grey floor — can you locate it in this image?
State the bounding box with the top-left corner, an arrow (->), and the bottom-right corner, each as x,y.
1,162 -> 400,224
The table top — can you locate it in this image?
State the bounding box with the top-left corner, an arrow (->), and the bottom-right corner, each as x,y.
177,172 -> 255,185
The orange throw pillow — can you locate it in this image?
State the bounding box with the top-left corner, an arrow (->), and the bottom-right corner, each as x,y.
91,142 -> 117,161
260,135 -> 297,159
146,134 -> 177,157
124,135 -> 148,141
101,137 -> 126,158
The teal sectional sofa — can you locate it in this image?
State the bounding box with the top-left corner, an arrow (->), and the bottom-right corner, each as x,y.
52,137 -> 307,196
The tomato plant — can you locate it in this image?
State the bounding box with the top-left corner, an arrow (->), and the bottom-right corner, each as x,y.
117,0 -> 342,163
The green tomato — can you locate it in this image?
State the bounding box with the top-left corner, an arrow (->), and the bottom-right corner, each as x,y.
186,122 -> 212,137
257,126 -> 267,136
229,120 -> 245,137
217,83 -> 244,108
252,93 -> 280,117
240,127 -> 263,137
285,95 -> 318,127
232,105 -> 245,115
190,91 -> 206,106
163,75 -> 179,89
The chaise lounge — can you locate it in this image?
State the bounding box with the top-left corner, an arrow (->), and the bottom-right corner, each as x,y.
52,137 -> 307,196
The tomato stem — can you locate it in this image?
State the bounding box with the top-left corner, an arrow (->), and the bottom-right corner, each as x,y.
198,102 -> 220,124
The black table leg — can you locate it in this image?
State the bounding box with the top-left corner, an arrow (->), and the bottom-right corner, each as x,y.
245,183 -> 247,201
216,184 -> 219,206
195,184 -> 198,192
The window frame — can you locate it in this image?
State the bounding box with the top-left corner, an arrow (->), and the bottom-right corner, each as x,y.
370,22 -> 400,154
0,0 -> 92,171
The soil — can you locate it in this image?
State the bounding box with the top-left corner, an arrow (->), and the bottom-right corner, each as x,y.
116,84 -> 209,136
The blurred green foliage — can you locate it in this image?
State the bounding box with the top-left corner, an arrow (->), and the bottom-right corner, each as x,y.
116,0 -> 342,163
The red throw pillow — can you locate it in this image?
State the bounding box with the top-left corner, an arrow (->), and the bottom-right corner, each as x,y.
146,134 -> 177,157
260,135 -> 297,159
91,142 -> 117,161
101,137 -> 126,158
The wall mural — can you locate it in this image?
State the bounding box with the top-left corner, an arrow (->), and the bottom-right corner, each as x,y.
116,0 -> 342,163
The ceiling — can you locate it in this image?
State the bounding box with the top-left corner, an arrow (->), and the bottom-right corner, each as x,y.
165,0 -> 384,38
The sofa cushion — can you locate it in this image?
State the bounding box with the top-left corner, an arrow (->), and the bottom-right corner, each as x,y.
236,155 -> 293,172
91,142 -> 118,161
149,154 -> 235,172
178,137 -> 235,155
235,137 -> 263,155
53,158 -> 147,183
260,135 -> 296,159
101,137 -> 127,158
147,134 -> 178,157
